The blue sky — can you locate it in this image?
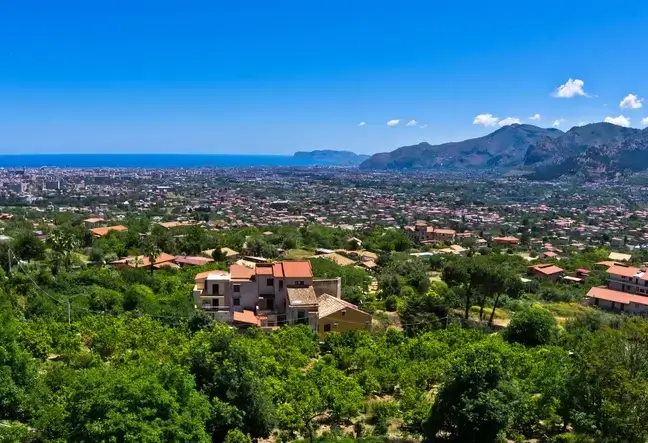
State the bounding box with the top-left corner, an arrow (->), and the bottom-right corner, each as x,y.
1,0 -> 648,155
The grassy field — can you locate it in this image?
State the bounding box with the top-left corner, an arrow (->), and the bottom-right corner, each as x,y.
284,248 -> 315,260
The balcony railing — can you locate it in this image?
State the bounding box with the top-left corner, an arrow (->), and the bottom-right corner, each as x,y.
200,304 -> 230,311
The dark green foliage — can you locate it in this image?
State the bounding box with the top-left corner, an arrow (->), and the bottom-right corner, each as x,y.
505,305 -> 559,347
11,231 -> 46,263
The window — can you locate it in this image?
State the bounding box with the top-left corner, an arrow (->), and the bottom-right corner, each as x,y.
233,297 -> 240,306
333,323 -> 339,328
279,280 -> 284,290
295,280 -> 305,286
341,310 -> 346,316
267,298 -> 274,310
297,310 -> 305,319
211,298 -> 219,307
267,278 -> 274,286
324,324 -> 331,332
233,284 -> 241,293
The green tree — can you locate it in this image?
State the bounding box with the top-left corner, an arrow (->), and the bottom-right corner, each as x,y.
504,305 -> 558,347
211,247 -> 226,262
424,341 -> 523,443
48,360 -> 211,442
11,231 -> 46,263
278,363 -> 364,443
47,228 -> 79,275
223,429 -> 252,443
567,319 -> 648,442
399,293 -> 448,337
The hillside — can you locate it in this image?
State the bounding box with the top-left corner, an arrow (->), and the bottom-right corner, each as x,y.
527,127 -> 648,180
523,122 -> 641,167
294,149 -> 370,165
359,124 -> 563,170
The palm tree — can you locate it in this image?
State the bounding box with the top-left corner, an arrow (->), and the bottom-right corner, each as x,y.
48,228 -> 79,275
140,237 -> 160,276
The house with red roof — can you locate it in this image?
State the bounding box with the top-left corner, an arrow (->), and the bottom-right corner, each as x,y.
403,221 -> 456,244
586,264 -> 648,314
528,263 -> 564,281
194,260 -> 322,329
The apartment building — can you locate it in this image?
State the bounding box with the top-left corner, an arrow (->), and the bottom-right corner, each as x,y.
193,260 -> 356,332
586,264 -> 648,314
404,221 -> 456,244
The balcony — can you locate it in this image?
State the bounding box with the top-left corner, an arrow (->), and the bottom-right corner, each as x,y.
200,290 -> 225,297
200,304 -> 230,311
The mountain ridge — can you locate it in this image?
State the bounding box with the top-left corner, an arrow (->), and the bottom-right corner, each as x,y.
359,123 -> 648,180
359,124 -> 563,170
293,150 -> 370,165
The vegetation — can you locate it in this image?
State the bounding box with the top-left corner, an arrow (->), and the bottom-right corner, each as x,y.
0,217 -> 646,442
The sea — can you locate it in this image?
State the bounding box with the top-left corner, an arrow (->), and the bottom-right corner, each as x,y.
0,154 -> 327,169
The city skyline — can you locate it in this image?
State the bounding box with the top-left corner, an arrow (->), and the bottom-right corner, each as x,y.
1,0 -> 648,154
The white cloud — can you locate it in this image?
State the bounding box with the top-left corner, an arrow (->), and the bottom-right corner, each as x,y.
358,121 -> 366,127
386,119 -> 400,127
604,115 -> 631,127
473,114 -> 499,126
420,124 -> 428,129
552,120 -> 562,128
552,78 -> 587,98
499,117 -> 521,126
620,94 -> 644,109
641,117 -> 648,126
406,119 -> 418,127
529,113 -> 541,120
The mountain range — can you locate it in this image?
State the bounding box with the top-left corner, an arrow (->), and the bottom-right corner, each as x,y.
359,123 -> 648,180
293,150 -> 370,165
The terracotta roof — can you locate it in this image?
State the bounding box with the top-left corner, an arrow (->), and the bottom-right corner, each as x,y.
255,264 -> 274,276
281,261 -> 313,278
596,261 -> 622,268
155,261 -> 180,269
318,293 -> 369,319
112,252 -> 176,268
434,228 -> 456,235
90,225 -> 128,237
586,286 -> 648,306
232,310 -> 261,326
84,217 -> 104,223
230,264 -> 255,280
272,263 -> 284,278
159,221 -> 195,229
287,286 -> 318,306
194,270 -> 228,281
174,256 -> 214,266
607,265 -> 641,278
529,264 -> 564,275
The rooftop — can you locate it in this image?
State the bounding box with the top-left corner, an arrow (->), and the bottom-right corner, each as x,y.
287,286 -> 318,306
318,293 -> 366,319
